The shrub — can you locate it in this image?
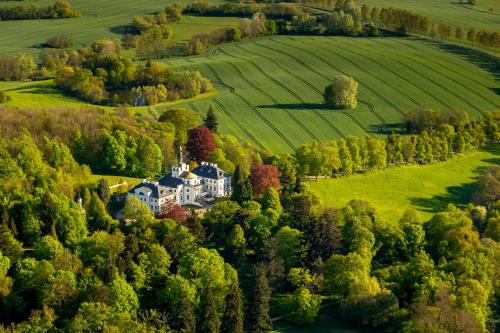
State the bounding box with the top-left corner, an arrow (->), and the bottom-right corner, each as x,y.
45,35 -> 73,48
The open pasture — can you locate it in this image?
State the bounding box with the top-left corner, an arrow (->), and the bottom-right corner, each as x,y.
305,145 -> 500,222
160,36 -> 500,152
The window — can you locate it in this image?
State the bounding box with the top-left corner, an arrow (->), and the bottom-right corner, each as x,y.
187,195 -> 190,200
187,189 -> 189,192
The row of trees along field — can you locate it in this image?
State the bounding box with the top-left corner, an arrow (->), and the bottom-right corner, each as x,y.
0,0 -> 79,20
364,5 -> 500,49
0,109 -> 499,331
295,109 -> 499,178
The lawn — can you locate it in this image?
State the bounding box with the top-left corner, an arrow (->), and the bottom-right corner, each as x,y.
89,174 -> 142,193
305,145 -> 499,222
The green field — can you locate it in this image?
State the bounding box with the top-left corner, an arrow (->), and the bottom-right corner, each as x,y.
159,36 -> 500,152
2,36 -> 498,153
305,145 -> 499,222
357,0 -> 499,30
0,0 -> 237,56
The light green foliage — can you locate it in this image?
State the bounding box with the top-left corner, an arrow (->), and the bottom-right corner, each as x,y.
178,247 -> 235,308
275,226 -> 306,269
261,188 -> 283,216
324,252 -> 371,299
109,275 -> 140,313
87,192 -> 115,232
70,302 -> 138,332
284,287 -> 321,326
287,268 -> 314,289
426,204 -> 480,260
80,230 -> 125,280
158,108 -> 202,146
124,195 -> 152,221
135,135 -> 163,177
33,236 -> 64,261
138,244 -> 171,286
0,251 -> 10,276
324,75 -> 358,109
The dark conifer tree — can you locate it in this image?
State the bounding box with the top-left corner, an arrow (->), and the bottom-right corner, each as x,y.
222,280 -> 244,333
231,165 -> 253,204
198,288 -> 220,333
178,296 -> 196,333
204,105 -> 218,133
247,263 -> 272,333
96,178 -> 110,206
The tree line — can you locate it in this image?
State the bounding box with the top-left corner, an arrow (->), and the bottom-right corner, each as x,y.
0,0 -> 79,20
295,109 -> 499,178
362,4 -> 500,50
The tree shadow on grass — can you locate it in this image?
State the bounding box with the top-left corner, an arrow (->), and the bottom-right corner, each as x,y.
109,24 -> 137,36
6,84 -> 58,95
409,145 -> 500,215
258,103 -> 333,110
368,123 -> 405,135
415,38 -> 500,86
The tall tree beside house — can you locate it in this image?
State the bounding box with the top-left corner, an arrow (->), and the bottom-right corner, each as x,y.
96,178 -> 110,206
232,168 -> 253,204
250,164 -> 281,196
247,263 -> 272,333
186,126 -> 216,163
204,105 -> 219,133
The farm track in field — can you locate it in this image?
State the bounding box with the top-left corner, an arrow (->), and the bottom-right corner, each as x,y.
220,53 -> 320,142
331,38 -> 486,114
277,37 -> 392,123
205,63 -> 297,151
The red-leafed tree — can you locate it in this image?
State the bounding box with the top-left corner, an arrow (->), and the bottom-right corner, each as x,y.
186,126 -> 216,162
157,200 -> 189,222
250,164 -> 281,195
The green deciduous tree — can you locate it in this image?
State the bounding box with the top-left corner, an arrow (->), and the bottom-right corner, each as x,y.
324,75 -> 358,109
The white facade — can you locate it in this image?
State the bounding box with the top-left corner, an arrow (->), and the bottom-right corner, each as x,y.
128,161 -> 231,212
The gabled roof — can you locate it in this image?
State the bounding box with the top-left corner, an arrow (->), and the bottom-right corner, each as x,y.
129,181 -> 174,199
192,164 -> 230,180
158,173 -> 184,188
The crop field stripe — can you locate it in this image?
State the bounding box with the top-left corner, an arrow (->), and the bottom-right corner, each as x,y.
204,63 -> 266,150
217,49 -> 321,142
363,39 -> 496,112
231,45 -> 349,139
364,39 -> 487,115
278,36 -> 394,122
331,38 -> 447,109
391,39 -> 499,92
368,39 -> 500,110
280,37 -> 406,117
204,62 -> 298,152
211,97 -> 266,150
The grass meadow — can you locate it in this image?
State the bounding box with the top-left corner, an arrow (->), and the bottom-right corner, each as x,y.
305,145 -> 500,222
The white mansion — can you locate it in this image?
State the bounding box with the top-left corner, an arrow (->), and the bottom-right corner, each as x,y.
128,161 -> 231,213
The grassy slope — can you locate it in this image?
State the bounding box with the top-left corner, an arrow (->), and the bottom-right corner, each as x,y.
357,0 -> 499,30
0,0 -> 237,56
1,36 -> 498,153
305,145 -> 499,222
